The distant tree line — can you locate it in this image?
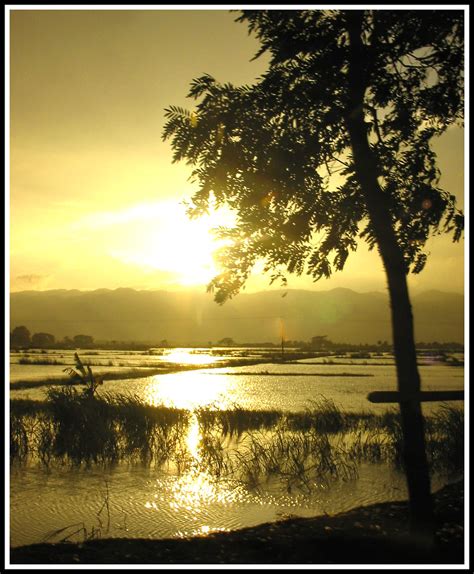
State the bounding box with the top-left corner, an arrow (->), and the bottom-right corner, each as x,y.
10,325 -> 463,353
10,326 -> 94,350
288,335 -> 463,354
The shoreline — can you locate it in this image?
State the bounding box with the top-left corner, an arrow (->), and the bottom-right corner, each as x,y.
10,479 -> 464,566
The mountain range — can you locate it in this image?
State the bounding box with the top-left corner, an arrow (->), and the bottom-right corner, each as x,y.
10,287 -> 464,345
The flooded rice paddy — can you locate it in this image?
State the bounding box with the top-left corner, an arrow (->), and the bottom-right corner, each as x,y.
9,348 -> 464,548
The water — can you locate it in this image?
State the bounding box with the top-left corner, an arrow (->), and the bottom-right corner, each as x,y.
14,461 -> 450,548
9,348 -> 464,548
9,347 -> 243,383
11,361 -> 463,416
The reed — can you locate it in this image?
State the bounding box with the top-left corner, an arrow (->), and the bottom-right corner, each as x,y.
425,404 -> 464,474
196,403 -> 283,437
45,386 -> 120,465
106,393 -> 188,465
228,426 -> 358,493
10,390 -> 189,467
10,411 -> 29,461
346,427 -> 391,464
287,397 -> 347,433
10,392 -> 464,488
198,433 -> 231,478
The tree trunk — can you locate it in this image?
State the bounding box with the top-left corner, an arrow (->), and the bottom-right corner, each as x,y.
345,11 -> 434,544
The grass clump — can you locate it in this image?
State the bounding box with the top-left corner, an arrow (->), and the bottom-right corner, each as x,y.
44,385 -> 120,465
230,426 -> 358,493
345,404 -> 464,475
18,357 -> 63,366
195,399 -> 464,492
106,393 -> 188,466
196,403 -> 282,437
426,404 -> 464,474
10,391 -> 189,468
286,397 -> 347,433
10,411 -> 29,461
40,386 -> 190,467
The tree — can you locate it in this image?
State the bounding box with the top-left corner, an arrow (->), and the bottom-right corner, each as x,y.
73,334 -> 94,348
31,332 -> 55,348
311,335 -> 329,350
163,9 -> 464,540
62,336 -> 74,349
10,326 -> 31,348
63,353 -> 103,398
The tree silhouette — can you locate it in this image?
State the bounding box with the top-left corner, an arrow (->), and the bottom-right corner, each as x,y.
163,9 -> 464,540
10,326 -> 31,348
73,334 -> 94,348
31,332 -> 55,348
218,337 -> 235,346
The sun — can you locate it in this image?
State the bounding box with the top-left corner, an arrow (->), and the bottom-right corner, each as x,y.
163,214 -> 225,286
111,200 -> 235,287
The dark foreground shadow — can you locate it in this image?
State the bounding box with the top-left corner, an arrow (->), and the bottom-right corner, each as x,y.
10,480 -> 463,565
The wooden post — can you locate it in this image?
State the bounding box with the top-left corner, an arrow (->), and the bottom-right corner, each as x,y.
280,318 -> 285,360
367,387 -> 464,546
368,390 -> 464,403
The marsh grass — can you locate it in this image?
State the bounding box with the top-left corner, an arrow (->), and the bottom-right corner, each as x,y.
197,433 -> 232,478
45,386 -> 119,465
228,426 -> 359,493
106,393 -> 188,466
10,412 -> 29,461
11,390 -> 189,468
343,405 -> 464,475
287,397 -> 346,433
18,357 -> 63,366
425,404 -> 464,474
196,403 -> 282,438
196,400 -> 463,492
10,392 -> 463,491
10,369 -> 163,391
346,427 -> 392,464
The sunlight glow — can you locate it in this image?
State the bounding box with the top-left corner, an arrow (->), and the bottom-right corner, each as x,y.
107,200 -> 235,286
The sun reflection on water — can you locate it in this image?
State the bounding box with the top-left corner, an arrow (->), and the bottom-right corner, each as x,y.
143,412 -> 250,537
143,370 -> 232,410
170,416 -> 246,508
141,365 -> 246,534
163,349 -> 222,365
186,413 -> 202,459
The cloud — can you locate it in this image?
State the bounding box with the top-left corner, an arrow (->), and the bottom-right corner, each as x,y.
71,200 -> 184,230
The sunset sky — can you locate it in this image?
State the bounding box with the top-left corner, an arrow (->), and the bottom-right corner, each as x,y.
8,8 -> 465,295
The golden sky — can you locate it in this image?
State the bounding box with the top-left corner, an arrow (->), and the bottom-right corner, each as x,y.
9,8 -> 465,294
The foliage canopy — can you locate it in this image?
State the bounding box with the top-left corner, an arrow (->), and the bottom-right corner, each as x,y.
163,9 -> 464,302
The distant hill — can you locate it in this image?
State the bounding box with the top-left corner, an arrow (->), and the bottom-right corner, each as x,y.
9,287 -> 464,345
